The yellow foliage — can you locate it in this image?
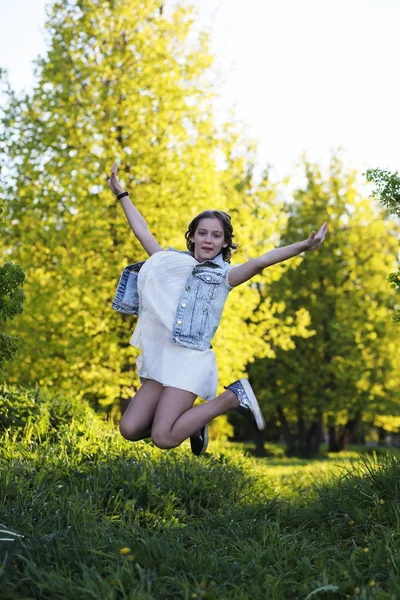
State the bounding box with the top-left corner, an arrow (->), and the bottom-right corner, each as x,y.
1,0 -> 321,428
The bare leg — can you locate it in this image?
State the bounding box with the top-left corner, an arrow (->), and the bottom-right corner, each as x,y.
151,387 -> 239,449
119,379 -> 163,441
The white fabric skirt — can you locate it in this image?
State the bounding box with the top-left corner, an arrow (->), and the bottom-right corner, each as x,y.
130,250 -> 218,400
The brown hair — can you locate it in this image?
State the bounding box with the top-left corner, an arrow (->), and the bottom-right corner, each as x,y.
184,210 -> 238,263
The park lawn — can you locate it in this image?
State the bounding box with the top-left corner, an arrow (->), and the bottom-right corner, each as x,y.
1,388 -> 400,599
227,441 -> 400,503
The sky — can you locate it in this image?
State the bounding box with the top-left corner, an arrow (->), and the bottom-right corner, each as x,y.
0,0 -> 399,184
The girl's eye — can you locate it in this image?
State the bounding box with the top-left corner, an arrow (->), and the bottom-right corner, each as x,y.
197,231 -> 222,237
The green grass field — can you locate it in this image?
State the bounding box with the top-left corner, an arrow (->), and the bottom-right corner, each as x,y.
1,387 -> 399,599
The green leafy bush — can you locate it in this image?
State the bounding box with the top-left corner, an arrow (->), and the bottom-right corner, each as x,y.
366,168 -> 400,322
366,168 -> 400,217
0,260 -> 25,372
0,384 -> 101,442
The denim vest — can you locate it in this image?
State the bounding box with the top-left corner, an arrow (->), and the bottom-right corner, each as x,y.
112,248 -> 233,351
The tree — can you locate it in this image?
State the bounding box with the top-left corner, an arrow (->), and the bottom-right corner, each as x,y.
366,168 -> 400,323
0,262 -> 25,374
0,0 -> 308,430
0,123 -> 25,372
249,156 -> 400,455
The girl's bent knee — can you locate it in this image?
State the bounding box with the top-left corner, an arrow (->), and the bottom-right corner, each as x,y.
151,430 -> 179,450
119,421 -> 144,442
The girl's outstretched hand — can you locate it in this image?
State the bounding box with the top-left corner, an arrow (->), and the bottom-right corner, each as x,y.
304,222 -> 328,251
108,163 -> 126,197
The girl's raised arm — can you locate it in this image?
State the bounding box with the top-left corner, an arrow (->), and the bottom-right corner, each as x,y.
228,222 -> 328,288
108,163 -> 164,256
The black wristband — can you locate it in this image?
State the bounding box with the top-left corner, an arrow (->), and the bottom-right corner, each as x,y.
117,191 -> 129,200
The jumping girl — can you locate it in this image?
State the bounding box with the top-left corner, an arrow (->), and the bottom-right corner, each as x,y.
109,164 -> 328,455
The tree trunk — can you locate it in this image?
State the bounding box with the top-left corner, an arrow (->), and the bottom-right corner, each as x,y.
306,415 -> 323,455
328,423 -> 341,452
339,415 -> 360,450
378,427 -> 386,446
277,405 -> 295,455
297,414 -> 307,456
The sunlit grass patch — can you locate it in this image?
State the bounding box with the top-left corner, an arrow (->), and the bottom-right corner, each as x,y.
1,386 -> 400,599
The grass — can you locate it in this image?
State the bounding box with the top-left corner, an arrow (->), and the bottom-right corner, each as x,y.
1,387 -> 400,599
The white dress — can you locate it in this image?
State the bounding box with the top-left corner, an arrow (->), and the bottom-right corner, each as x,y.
130,250 -> 222,400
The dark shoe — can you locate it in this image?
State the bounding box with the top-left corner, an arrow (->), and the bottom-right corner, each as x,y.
225,379 -> 265,430
190,424 -> 209,456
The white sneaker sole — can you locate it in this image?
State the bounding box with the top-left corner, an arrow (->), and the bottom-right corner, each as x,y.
240,379 -> 266,430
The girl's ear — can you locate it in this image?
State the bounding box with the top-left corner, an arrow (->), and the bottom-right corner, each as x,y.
223,242 -> 228,248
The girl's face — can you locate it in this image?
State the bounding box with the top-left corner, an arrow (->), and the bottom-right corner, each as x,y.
191,217 -> 227,262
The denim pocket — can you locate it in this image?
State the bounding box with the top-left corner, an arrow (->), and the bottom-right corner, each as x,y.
194,271 -> 223,301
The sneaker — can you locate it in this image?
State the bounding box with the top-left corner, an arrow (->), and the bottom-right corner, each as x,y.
225,379 -> 266,430
190,424 -> 209,456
